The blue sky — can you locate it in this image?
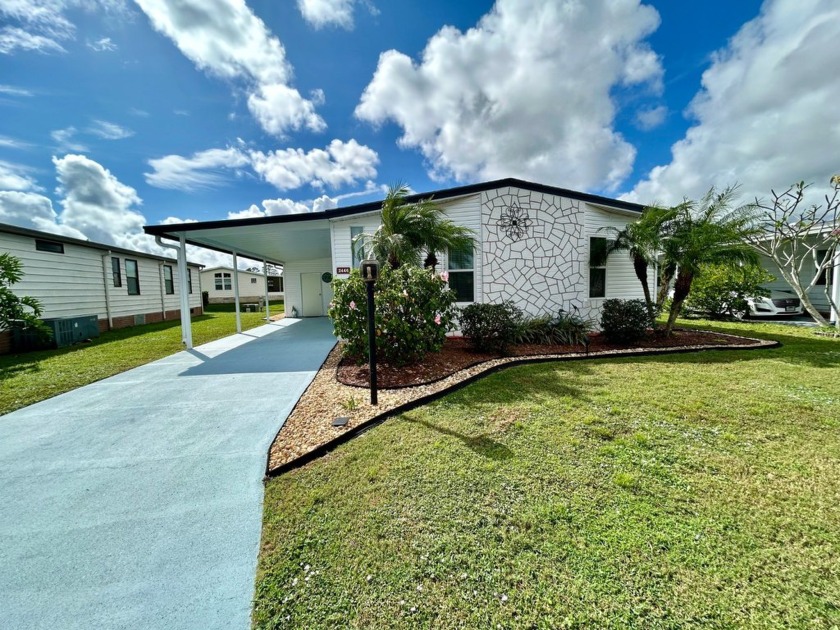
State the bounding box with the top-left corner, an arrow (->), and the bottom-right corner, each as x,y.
1,0 -> 838,266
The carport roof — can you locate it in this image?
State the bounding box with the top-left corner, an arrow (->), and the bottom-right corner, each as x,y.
143,177 -> 646,265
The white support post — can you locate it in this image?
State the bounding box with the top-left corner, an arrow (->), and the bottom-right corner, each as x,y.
263,260 -> 270,320
232,252 -> 242,333
831,249 -> 840,323
177,234 -> 193,349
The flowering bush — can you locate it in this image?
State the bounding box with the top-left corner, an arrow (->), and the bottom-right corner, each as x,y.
329,265 -> 458,366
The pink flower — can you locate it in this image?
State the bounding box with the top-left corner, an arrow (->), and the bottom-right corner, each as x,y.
439,271 -> 449,282
434,314 -> 441,325
349,301 -> 357,310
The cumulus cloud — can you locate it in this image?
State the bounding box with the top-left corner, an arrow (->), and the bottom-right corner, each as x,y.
0,190 -> 88,238
228,194 -> 339,220
356,0 -> 662,191
135,0 -> 325,136
0,161 -> 39,190
634,105 -> 668,131
145,139 -> 379,192
250,139 -> 379,190
145,147 -> 251,190
626,0 -> 840,206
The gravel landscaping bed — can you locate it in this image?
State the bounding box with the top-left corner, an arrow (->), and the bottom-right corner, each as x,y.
266,329 -> 776,475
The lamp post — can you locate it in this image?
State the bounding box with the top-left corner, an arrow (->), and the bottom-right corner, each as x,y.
360,259 -> 379,405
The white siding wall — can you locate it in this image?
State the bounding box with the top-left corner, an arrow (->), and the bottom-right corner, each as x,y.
1,230 -> 201,321
584,205 -> 650,316
330,213 -> 383,276
200,268 -> 284,301
439,194 -> 483,305
283,257 -> 333,316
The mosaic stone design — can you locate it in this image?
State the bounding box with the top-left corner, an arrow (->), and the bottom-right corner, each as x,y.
481,187 -> 586,317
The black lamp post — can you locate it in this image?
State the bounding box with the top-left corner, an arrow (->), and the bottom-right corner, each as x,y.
360,259 -> 379,405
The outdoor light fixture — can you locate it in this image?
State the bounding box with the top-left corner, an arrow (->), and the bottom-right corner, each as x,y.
361,259 -> 380,405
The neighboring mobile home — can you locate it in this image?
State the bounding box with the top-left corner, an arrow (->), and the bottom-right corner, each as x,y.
1,222 -> 203,353
145,178 -> 651,346
200,266 -> 284,304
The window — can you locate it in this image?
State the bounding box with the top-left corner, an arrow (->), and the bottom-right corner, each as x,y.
448,241 -> 474,302
163,265 -> 174,295
214,272 -> 232,291
187,269 -> 192,294
589,237 -> 607,298
351,226 -> 364,268
816,249 -> 835,286
125,259 -> 140,295
111,256 -> 122,287
250,277 -> 258,284
35,239 -> 64,254
267,276 -> 282,292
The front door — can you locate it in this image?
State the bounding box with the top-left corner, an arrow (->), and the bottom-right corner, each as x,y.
301,272 -> 324,316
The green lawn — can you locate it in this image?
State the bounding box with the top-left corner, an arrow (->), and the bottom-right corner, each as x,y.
256,320 -> 840,629
0,303 -> 283,415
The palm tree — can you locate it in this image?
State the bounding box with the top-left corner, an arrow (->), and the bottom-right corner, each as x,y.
603,205 -> 676,321
356,184 -> 474,270
660,186 -> 761,335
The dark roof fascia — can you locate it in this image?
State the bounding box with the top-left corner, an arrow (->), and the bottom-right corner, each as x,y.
0,222 -> 204,268
143,178 -> 646,235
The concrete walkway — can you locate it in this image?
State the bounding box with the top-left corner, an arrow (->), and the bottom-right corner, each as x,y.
0,318 -> 336,630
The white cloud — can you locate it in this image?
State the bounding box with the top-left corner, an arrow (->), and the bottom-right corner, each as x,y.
228,194 -> 339,220
52,154 -> 145,247
145,147 -> 251,191
0,84 -> 33,96
87,119 -> 134,140
87,36 -> 117,52
250,139 -> 379,190
0,190 -> 88,238
146,139 -> 379,192
634,104 -> 668,131
0,27 -> 67,54
0,136 -> 30,149
356,0 -> 662,191
0,161 -> 40,191
51,127 -> 89,152
0,0 -> 74,54
134,0 -> 325,136
129,107 -> 150,117
626,0 -> 840,206
297,0 -> 354,29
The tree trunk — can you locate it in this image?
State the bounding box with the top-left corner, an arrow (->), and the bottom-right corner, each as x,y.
657,262 -> 676,311
665,269 -> 693,336
632,255 -> 654,321
424,251 -> 438,270
773,261 -> 830,327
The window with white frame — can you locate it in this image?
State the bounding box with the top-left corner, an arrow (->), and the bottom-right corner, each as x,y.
125,259 -> 140,295
448,241 -> 474,302
214,272 -> 232,290
589,237 -> 607,298
163,265 -> 174,295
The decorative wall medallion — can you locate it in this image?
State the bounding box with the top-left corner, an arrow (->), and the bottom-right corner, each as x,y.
496,201 -> 533,241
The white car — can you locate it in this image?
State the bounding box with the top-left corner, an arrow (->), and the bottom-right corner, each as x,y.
745,290 -> 804,317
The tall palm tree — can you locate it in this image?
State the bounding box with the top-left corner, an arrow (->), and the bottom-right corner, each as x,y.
603,205 -> 676,320
660,186 -> 761,335
356,184 -> 474,270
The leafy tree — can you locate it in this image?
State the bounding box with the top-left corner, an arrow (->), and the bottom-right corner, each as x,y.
684,262 -> 774,319
602,205 -> 676,321
0,253 -> 50,341
658,187 -> 761,336
744,177 -> 840,328
355,184 -> 474,270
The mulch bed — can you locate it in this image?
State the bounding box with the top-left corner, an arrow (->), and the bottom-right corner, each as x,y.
336,329 -> 747,388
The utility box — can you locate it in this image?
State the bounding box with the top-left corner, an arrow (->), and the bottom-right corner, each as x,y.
12,315 -> 100,352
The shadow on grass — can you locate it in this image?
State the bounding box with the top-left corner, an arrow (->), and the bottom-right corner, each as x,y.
406,417 -> 514,461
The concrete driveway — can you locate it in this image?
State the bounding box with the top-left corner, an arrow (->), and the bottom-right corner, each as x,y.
0,317 -> 336,630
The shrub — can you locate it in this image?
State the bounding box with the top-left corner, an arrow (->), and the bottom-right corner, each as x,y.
329,265 -> 457,366
516,307 -> 594,347
600,299 -> 651,344
0,252 -> 51,342
460,301 -> 522,353
684,262 -> 774,319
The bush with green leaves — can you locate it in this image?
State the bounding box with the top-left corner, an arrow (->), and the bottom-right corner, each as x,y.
600,298 -> 651,344
1,253 -> 51,342
516,307 -> 595,347
329,265 -> 457,366
459,301 -> 523,354
684,262 -> 774,319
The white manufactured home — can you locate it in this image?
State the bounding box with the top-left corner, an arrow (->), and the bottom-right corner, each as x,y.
1,223 -> 203,353
200,266 -> 284,304
145,178 -> 652,346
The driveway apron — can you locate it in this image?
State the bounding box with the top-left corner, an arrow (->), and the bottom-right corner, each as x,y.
0,317 -> 336,630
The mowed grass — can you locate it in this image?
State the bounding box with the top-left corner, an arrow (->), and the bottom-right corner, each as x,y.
0,302 -> 283,415
256,320 -> 840,629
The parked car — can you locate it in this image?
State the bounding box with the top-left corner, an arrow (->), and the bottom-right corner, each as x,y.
745,290 -> 804,317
